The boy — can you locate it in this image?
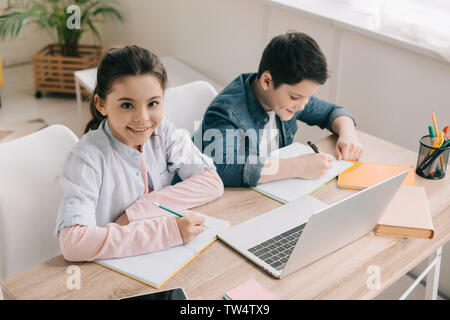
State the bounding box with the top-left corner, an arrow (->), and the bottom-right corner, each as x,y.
195,31 -> 363,187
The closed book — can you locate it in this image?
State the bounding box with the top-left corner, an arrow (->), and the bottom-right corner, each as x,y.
374,185 -> 434,239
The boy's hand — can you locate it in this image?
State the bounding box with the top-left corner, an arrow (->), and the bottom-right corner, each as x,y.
290,153 -> 334,179
336,133 -> 364,161
175,213 -> 205,244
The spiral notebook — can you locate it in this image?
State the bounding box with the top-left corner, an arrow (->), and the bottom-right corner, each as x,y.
252,142 -> 353,203
96,212 -> 231,289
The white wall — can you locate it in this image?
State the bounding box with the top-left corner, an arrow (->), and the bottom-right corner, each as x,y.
103,0 -> 450,298
337,31 -> 450,152
0,24 -> 52,67
103,0 -> 267,86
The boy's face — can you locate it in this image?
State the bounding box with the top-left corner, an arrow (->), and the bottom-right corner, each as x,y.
95,75 -> 164,150
258,72 -> 320,121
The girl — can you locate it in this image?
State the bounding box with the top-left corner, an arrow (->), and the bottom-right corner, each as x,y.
55,45 -> 224,262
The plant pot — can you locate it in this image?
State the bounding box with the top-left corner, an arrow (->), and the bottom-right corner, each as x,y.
31,44 -> 103,97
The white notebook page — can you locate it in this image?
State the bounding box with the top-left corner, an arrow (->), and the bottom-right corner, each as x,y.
97,212 -> 230,288
253,142 -> 353,203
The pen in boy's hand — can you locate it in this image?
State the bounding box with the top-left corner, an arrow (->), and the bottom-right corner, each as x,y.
307,141 -> 320,154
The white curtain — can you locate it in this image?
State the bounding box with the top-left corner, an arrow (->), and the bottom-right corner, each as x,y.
344,0 -> 450,62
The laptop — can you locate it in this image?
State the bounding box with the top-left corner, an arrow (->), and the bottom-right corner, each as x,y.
218,170 -> 408,279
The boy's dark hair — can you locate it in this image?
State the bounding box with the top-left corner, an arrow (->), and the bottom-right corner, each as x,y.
84,45 -> 167,134
257,31 -> 329,88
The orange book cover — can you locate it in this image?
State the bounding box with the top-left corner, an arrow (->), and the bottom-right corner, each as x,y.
337,161 -> 415,190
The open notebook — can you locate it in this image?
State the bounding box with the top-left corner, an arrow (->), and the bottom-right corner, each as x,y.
252,142 -> 353,203
96,211 -> 230,289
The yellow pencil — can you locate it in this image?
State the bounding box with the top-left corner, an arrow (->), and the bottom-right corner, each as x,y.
432,111 -> 445,167
432,111 -> 439,135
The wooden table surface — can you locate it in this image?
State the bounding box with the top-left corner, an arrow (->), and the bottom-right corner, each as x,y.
2,131 -> 449,300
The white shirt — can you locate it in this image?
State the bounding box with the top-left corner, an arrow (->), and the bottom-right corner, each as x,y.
54,116 -> 215,235
259,111 -> 279,157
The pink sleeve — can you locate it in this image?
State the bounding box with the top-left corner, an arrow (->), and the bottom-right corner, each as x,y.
59,216 -> 183,262
125,168 -> 224,222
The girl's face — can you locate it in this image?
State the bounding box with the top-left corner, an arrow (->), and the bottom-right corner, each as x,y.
95,75 -> 164,150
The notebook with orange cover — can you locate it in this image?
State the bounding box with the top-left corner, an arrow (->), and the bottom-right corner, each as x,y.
374,185 -> 434,239
337,161 -> 415,190
96,211 -> 231,288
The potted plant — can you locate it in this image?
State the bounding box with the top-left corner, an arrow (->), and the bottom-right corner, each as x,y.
0,0 -> 123,97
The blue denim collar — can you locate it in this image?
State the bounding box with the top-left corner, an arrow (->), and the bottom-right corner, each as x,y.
244,73 -> 270,128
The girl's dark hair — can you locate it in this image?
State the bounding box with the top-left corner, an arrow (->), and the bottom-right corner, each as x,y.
257,31 -> 329,88
84,45 -> 168,134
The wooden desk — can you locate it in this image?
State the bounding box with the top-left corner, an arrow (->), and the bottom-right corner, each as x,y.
2,131 -> 449,299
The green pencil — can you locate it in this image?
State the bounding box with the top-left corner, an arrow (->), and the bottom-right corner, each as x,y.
152,201 -> 209,229
152,201 -> 184,217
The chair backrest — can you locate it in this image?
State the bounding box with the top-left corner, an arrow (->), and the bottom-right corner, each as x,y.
164,81 -> 217,135
0,125 -> 79,279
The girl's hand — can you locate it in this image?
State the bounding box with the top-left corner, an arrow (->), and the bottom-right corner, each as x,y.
336,133 -> 364,161
175,213 -> 205,244
290,153 -> 334,180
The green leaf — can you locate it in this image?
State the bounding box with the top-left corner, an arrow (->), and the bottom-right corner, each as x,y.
0,11 -> 27,39
80,0 -> 102,22
92,6 -> 123,21
0,0 -> 123,49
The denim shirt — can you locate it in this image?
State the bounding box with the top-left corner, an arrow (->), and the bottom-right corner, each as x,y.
193,72 -> 356,187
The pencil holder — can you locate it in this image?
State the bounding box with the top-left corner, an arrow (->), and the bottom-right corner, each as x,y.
416,135 -> 450,179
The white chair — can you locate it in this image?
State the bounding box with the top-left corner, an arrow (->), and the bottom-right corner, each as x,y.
0,125 -> 79,296
164,80 -> 218,135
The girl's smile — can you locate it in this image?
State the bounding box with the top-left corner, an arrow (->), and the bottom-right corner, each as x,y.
127,125 -> 153,135
94,74 -> 164,150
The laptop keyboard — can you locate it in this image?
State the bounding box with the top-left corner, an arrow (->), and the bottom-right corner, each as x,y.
247,223 -> 306,271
